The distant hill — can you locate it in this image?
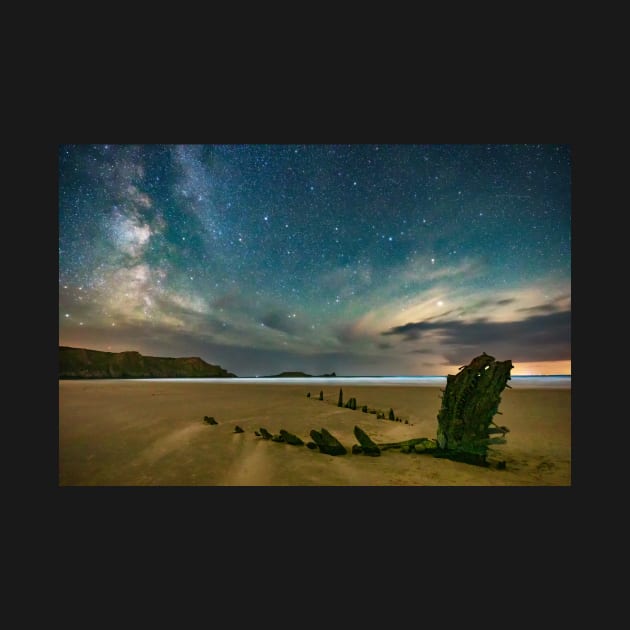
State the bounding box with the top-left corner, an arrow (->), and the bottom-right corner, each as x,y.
263,371 -> 337,378
59,346 -> 236,379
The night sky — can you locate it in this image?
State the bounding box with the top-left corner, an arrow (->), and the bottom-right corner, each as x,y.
59,144 -> 571,376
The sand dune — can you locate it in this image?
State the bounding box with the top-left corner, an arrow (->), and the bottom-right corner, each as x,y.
59,381 -> 571,486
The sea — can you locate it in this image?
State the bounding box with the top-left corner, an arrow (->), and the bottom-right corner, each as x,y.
137,375 -> 571,389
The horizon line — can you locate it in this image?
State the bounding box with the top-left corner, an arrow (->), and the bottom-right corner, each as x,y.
238,374 -> 572,378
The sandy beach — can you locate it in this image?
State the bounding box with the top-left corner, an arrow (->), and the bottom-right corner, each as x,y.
58,380 -> 571,486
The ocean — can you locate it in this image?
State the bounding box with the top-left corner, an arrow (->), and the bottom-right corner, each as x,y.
135,375 -> 571,388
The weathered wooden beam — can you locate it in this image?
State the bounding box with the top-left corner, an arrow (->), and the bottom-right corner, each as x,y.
435,352 -> 513,463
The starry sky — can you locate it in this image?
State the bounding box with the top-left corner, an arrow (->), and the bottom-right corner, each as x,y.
59,144 -> 571,376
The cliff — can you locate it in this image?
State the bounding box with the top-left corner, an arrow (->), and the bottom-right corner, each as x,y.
59,346 -> 237,379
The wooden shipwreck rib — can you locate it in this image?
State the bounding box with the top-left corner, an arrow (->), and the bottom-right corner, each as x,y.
356,352 -> 514,466
253,353 -> 514,468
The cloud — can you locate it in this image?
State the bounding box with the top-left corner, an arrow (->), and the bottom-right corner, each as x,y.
335,321 -> 375,345
382,321 -> 431,341
517,303 -> 556,314
382,310 -> 571,363
260,311 -> 307,335
517,293 -> 571,314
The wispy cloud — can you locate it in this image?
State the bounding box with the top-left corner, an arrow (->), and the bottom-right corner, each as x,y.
517,293 -> 571,314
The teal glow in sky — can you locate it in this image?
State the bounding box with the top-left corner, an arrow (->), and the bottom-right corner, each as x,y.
59,144 -> 571,375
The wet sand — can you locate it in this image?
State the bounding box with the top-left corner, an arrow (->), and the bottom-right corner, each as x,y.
58,381 -> 571,486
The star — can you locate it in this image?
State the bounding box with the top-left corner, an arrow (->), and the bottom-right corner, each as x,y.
59,143 -> 571,376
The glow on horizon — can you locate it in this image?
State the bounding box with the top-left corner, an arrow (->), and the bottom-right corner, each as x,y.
441,360 -> 571,376
510,361 -> 571,376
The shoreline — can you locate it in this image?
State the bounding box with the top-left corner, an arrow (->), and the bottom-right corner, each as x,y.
57,375 -> 571,389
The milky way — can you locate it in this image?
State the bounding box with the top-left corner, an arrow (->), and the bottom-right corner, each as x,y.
59,144 -> 571,376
